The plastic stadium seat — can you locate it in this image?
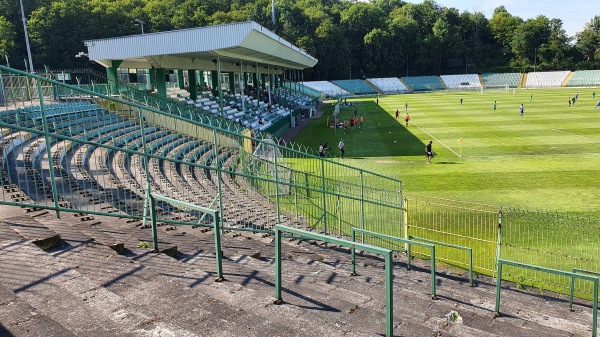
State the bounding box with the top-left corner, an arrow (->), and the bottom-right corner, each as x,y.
567,70 -> 600,87
331,80 -> 377,95
401,76 -> 444,91
440,74 -> 481,90
367,78 -> 409,94
525,71 -> 570,88
302,81 -> 350,97
482,73 -> 521,88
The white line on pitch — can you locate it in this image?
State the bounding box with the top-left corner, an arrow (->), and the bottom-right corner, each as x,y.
553,129 -> 600,142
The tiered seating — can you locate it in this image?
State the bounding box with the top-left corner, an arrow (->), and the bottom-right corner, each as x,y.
440,74 -> 482,90
302,81 -> 350,97
331,79 -> 377,95
282,82 -> 322,98
525,71 -> 570,88
401,76 -> 444,91
367,77 -> 409,94
566,70 -> 600,87
166,87 -> 190,103
482,73 -> 521,88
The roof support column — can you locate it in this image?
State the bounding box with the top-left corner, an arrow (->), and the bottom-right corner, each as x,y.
188,69 -> 197,101
239,61 -> 246,114
252,72 -> 258,98
211,70 -> 219,97
154,68 -> 167,98
106,60 -> 122,95
149,68 -> 156,89
228,71 -> 235,93
267,66 -> 272,106
215,56 -> 224,118
177,70 -> 185,89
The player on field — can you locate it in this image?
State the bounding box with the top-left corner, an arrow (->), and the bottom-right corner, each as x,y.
426,141 -> 433,163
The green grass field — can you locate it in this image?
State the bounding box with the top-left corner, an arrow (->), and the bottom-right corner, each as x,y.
292,88 -> 600,217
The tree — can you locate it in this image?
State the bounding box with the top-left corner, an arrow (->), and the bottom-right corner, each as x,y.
489,6 -> 523,51
576,16 -> 600,62
511,16 -> 551,70
0,16 -> 16,62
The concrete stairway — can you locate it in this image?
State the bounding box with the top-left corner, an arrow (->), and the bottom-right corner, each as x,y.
0,205 -> 596,336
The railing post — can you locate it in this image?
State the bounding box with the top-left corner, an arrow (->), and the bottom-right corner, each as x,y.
213,210 -> 224,282
321,159 -> 327,235
273,141 -> 281,224
274,226 -> 283,304
351,229 -> 357,276
468,248 -> 474,286
385,252 -> 394,337
593,278 -> 598,337
403,196 -> 408,252
495,260 -> 503,316
138,107 -> 152,227
149,193 -> 158,251
360,170 -> 365,243
431,246 -> 437,299
37,79 -> 61,219
213,129 -> 225,234
496,209 -> 503,278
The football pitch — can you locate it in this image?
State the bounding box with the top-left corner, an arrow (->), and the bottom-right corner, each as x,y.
292,88 -> 600,217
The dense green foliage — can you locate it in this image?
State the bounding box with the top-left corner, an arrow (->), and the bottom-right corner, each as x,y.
1,0 -> 599,78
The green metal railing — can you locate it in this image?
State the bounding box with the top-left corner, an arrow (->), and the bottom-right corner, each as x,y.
274,224 -> 395,337
0,64 -> 403,248
495,259 -> 598,337
3,64 -> 600,310
570,268 -> 600,310
149,192 -> 224,281
351,227 -> 437,298
408,236 -> 473,286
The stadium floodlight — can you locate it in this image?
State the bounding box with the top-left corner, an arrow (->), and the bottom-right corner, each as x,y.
134,19 -> 145,34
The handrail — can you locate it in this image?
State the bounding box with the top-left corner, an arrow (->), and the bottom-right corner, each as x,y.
149,192 -> 224,282
352,228 -> 437,299
570,268 -> 600,310
408,236 -> 473,286
274,224 -> 395,337
495,259 -> 598,337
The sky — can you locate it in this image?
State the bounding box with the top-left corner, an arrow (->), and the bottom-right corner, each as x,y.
397,0 -> 594,38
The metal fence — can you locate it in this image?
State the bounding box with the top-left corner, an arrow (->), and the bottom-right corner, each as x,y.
405,193 -> 600,297
0,65 -> 403,247
1,65 -> 598,299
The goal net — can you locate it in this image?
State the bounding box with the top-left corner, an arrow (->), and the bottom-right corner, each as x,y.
481,85 -> 510,94
252,135 -> 291,196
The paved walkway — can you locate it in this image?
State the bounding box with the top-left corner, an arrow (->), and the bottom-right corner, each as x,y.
279,101 -> 326,143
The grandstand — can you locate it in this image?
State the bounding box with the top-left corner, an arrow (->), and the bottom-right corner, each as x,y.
401,75 -> 445,91
331,79 -> 377,95
367,77 -> 409,94
567,70 -> 600,87
0,67 -> 598,337
525,71 -> 571,88
303,80 -> 350,97
440,74 -> 482,90
2,18 -> 600,337
482,72 -> 521,88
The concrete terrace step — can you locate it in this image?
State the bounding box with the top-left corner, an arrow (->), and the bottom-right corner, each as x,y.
34,214 -> 355,336
0,239 -> 153,337
1,216 -> 61,251
126,224 -> 494,336
0,282 -> 77,337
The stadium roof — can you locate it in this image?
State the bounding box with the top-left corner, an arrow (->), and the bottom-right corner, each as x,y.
84,21 -> 318,72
